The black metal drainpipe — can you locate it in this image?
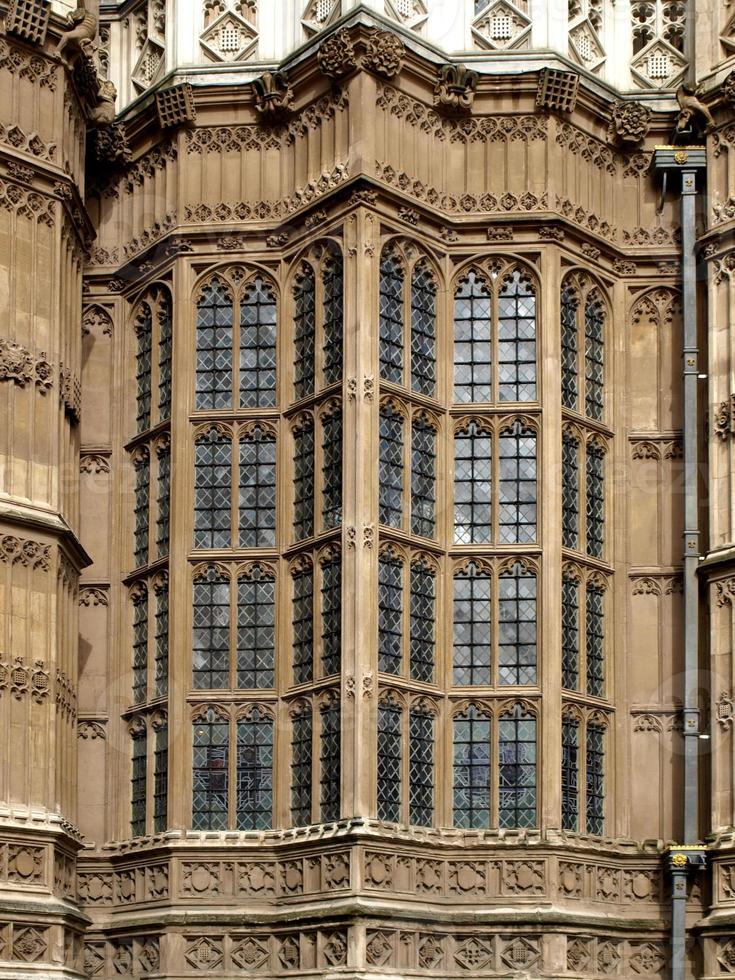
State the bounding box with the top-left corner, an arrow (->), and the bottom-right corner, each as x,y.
652,147 -> 707,980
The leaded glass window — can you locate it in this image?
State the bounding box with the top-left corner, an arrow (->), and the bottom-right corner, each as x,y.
379,404 -> 404,528
586,722 -> 605,834
454,422 -> 491,544
562,575 -> 580,691
322,408 -> 342,530
239,427 -> 276,548
131,727 -> 147,836
409,709 -> 433,826
294,266 -> 316,400
453,563 -> 491,686
586,583 -> 605,697
236,708 -> 273,829
377,701 -> 402,822
133,451 -> 150,567
454,272 -> 491,403
320,701 -> 340,822
132,587 -> 148,705
192,708 -> 228,830
499,421 -> 537,544
156,442 -> 170,559
154,582 -> 168,698
240,278 -> 277,408
379,251 -> 404,384
153,723 -> 168,833
194,429 -> 232,549
379,553 -> 403,675
292,565 -> 314,684
584,292 -> 605,421
498,562 -> 537,686
135,304 -> 152,432
562,432 -> 579,550
323,255 -> 343,386
411,416 -> 436,538
499,704 -> 537,829
293,419 -> 315,540
410,563 -> 435,683
291,706 -> 312,826
196,278 -> 233,410
237,569 -> 275,689
321,556 -> 341,676
498,271 -> 536,401
453,706 -> 491,829
158,295 -> 172,420
561,287 -> 579,411
192,567 -> 230,689
586,442 -> 605,559
561,716 -> 579,832
411,264 -> 436,396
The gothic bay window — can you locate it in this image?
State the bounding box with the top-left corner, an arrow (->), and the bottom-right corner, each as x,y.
379,399 -> 438,537
453,705 -> 491,829
453,561 -> 492,686
292,247 -> 344,401
290,702 -> 313,827
237,565 -> 276,689
291,558 -> 314,684
498,561 -> 537,686
153,572 -> 169,698
130,720 -> 147,837
131,582 -> 148,705
453,262 -> 537,405
192,706 -> 229,830
560,274 -> 607,422
586,439 -> 605,559
499,419 -> 537,544
319,697 -> 341,822
155,435 -> 171,559
194,426 -> 232,549
320,402 -> 343,530
562,428 -> 580,550
498,703 -> 537,829
379,401 -> 404,528
192,565 -> 230,689
377,696 -> 402,822
378,547 -> 437,681
153,716 -> 168,833
320,549 -> 342,676
292,414 -> 315,540
195,270 -> 278,411
454,420 -> 492,544
561,563 -> 608,698
376,694 -> 436,826
132,446 -> 150,567
379,245 -> 437,396
239,425 -> 276,548
236,707 -> 274,830
561,708 -> 607,835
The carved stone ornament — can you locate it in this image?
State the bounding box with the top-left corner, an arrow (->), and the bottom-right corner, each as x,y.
609,99 -> 651,144
714,394 -> 735,440
0,338 -> 53,391
5,0 -> 51,46
716,690 -> 734,730
317,29 -> 357,77
56,0 -> 98,67
253,71 -> 293,120
675,83 -> 715,139
434,64 -> 478,114
723,70 -> 735,108
363,30 -> 405,78
156,83 -> 196,128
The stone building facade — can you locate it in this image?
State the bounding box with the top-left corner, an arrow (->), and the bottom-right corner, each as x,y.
1,0 -> 735,977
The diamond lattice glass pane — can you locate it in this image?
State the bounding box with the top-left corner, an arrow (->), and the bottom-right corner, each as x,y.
135,303 -> 152,432
236,709 -> 273,830
320,703 -> 340,822
291,708 -> 312,827
240,277 -> 277,408
192,568 -> 230,689
131,730 -> 147,836
156,446 -> 170,558
294,266 -> 316,399
158,294 -> 173,420
154,586 -> 168,698
192,709 -> 229,830
321,558 -> 341,676
562,432 -> 579,550
411,264 -> 436,396
498,422 -> 536,544
239,428 -> 276,547
379,405 -> 404,528
379,556 -> 403,674
454,423 -> 491,544
133,456 -> 150,567
196,278 -> 233,410
293,422 -> 315,540
561,287 -> 579,411
562,576 -> 579,691
237,572 -> 275,689
132,592 -> 148,705
498,705 -> 537,829
498,562 -> 537,686
153,726 -> 167,833
323,255 -> 343,386
380,251 -> 405,383
322,410 -> 343,530
586,444 -> 605,559
409,710 -> 433,826
292,567 -> 314,684
410,565 -> 435,683
453,707 -> 491,829
411,418 -> 436,538
584,292 -> 605,421
454,272 -> 491,403
586,723 -> 605,835
194,431 -> 232,549
561,717 -> 579,832
586,585 -> 605,697
453,564 -> 491,685
377,703 -> 402,822
498,271 -> 536,401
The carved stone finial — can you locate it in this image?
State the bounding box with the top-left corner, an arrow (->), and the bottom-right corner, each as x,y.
252,70 -> 293,120
433,64 -> 478,114
674,83 -> 715,140
56,0 -> 98,66
609,99 -> 651,144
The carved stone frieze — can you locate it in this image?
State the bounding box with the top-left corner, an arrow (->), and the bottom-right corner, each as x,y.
630,574 -> 683,596
0,177 -> 55,225
0,536 -> 51,570
630,438 -> 683,460
0,338 -> 53,391
714,394 -> 735,440
608,100 -> 651,144
0,121 -> 56,161
77,720 -> 106,739
0,37 -> 57,89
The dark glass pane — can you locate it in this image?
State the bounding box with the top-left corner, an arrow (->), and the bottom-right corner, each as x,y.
135,303 -> 152,432
192,709 -> 229,830
153,725 -> 168,833
236,709 -> 273,830
410,564 -> 435,683
291,708 -> 312,827
586,723 -> 605,835
561,286 -> 579,411
192,568 -> 230,689
379,251 -> 404,384
586,443 -> 605,559
194,430 -> 232,550
453,563 -> 491,686
321,558 -> 341,676
454,272 -> 491,403
158,293 -> 173,421
322,409 -> 343,530
239,427 -> 276,548
154,585 -> 168,698
498,562 -> 537,686
196,278 -> 233,410
323,255 -> 343,386
237,570 -> 275,689
409,710 -> 434,826
379,404 -> 404,528
584,292 -> 605,421
240,277 -> 277,408
156,444 -> 170,559
411,418 -> 436,538
561,717 -> 579,832
378,555 -> 403,675
499,421 -> 537,544
562,432 -> 579,551
377,702 -> 402,822
454,423 -> 491,544
294,266 -> 316,399
411,264 -> 436,396
133,453 -> 150,567
499,705 -> 537,829
293,420 -> 315,540
132,589 -> 147,705
586,585 -> 605,697
498,270 -> 536,401
453,706 -> 491,829
131,729 -> 147,837
562,576 -> 580,691
320,702 -> 340,822
292,567 -> 314,684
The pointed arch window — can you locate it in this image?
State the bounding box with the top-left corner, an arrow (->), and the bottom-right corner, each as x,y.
379,402 -> 405,528
379,551 -> 404,675
192,707 -> 229,830
192,566 -> 230,689
499,420 -> 537,544
240,278 -> 277,408
320,552 -> 342,676
153,718 -> 168,833
292,561 -> 314,685
562,568 -> 607,698
561,287 -> 579,411
158,294 -> 173,420
153,576 -> 169,698
322,253 -> 344,386
585,292 -> 605,421
319,699 -> 341,822
292,249 -> 343,400
561,713 -> 580,831
586,720 -> 606,835
237,566 -> 275,689
453,706 -> 491,829
379,246 -> 437,395
133,448 -> 150,567
294,265 -> 316,400
239,426 -> 276,548
194,428 -> 232,550
293,416 -> 315,541
562,429 -> 580,550
498,270 -> 537,401
498,562 -> 537,686
560,277 -> 606,421
454,421 -> 492,544
379,250 -> 405,384
586,440 -> 605,559
586,581 -> 605,697
134,304 -> 153,432
409,707 -> 434,826
290,704 -> 313,827
454,272 -> 492,403
156,438 -> 171,558
410,561 -> 435,683
132,585 -> 148,705
410,263 -> 437,396
498,703 -> 537,829
131,723 -> 147,837
562,572 -> 580,691
196,278 -> 233,410
411,414 -> 436,538
453,562 -> 491,685
377,698 -> 402,822
561,709 -> 607,835
236,708 -> 273,830
321,404 -> 343,530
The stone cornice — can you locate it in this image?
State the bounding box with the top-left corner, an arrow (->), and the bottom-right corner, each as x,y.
0,500 -> 92,571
